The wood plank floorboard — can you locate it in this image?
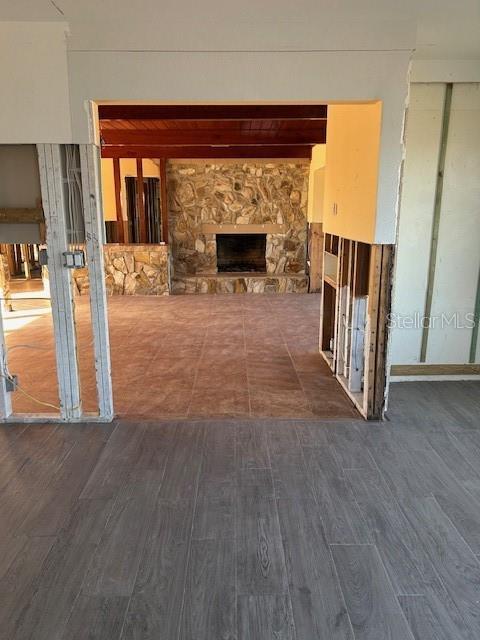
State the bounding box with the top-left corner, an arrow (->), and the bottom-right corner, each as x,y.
237,594 -> 295,640
331,544 -> 415,640
179,538 -> 236,640
0,379 -> 479,639
121,499 -> 195,640
277,497 -> 354,640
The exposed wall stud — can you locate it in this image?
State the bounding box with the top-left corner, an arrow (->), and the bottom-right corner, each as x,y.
80,144 -> 114,421
37,144 -> 82,420
0,301 -> 12,420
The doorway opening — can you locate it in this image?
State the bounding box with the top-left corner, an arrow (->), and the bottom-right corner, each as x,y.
91,103 -> 367,419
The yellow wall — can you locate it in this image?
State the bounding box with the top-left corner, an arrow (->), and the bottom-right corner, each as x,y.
307,144 -> 326,223
100,158 -> 116,221
323,102 -> 382,244
100,158 -> 160,222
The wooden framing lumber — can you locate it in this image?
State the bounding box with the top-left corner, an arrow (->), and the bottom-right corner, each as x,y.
0,208 -> 44,224
80,144 -> 114,421
364,244 -> 394,419
37,144 -> 81,420
0,299 -> 12,420
308,223 -> 323,292
320,235 -> 394,419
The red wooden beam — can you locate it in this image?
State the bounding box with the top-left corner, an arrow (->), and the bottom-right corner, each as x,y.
98,104 -> 327,121
100,125 -> 326,146
101,145 -> 313,159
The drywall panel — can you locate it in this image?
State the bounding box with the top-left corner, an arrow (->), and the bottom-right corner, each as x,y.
427,83 -> 480,363
0,224 -> 41,243
0,23 -> 72,143
0,145 -> 41,208
323,102 -> 382,243
411,60 -> 480,83
390,84 -> 445,365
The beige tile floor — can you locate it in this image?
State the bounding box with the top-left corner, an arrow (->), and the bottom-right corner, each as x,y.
4,283 -> 358,419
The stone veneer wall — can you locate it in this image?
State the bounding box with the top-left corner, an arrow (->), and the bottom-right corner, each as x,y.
167,160 -> 309,293
73,244 -> 169,296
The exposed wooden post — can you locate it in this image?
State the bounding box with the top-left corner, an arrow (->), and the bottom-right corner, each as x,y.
308,222 -> 323,292
5,245 -> 16,278
37,144 -> 82,420
136,158 -> 146,242
364,244 -> 394,419
80,144 -> 114,421
21,244 -> 31,279
159,158 -> 169,243
113,157 -> 125,243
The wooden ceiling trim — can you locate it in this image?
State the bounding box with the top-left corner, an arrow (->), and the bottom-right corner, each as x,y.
98,104 -> 328,121
100,126 -> 326,146
101,145 -> 313,159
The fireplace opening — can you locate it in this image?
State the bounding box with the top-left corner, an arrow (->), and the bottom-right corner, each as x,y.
216,234 -> 267,273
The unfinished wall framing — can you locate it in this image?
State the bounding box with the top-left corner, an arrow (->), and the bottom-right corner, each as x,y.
0,143 -> 114,423
320,233 -> 393,419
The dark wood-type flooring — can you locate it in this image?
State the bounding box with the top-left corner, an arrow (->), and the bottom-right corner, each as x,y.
5,291 -> 358,419
1,381 -> 480,639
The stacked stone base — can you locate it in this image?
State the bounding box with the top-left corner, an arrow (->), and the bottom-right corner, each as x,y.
72,244 -> 169,296
172,274 -> 308,295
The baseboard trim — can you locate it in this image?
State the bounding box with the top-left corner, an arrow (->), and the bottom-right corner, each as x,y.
391,364 -> 480,376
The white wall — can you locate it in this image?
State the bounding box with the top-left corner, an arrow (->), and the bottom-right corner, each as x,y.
67,50 -> 411,244
391,83 -> 480,366
0,145 -> 41,208
0,23 -> 72,143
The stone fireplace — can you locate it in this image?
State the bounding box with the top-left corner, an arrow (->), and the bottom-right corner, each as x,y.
168,159 -> 309,294
216,233 -> 267,273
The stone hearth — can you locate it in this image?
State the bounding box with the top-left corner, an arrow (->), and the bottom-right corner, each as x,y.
168,160 -> 309,293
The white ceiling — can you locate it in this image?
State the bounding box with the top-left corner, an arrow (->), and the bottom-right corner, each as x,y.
0,0 -> 479,59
